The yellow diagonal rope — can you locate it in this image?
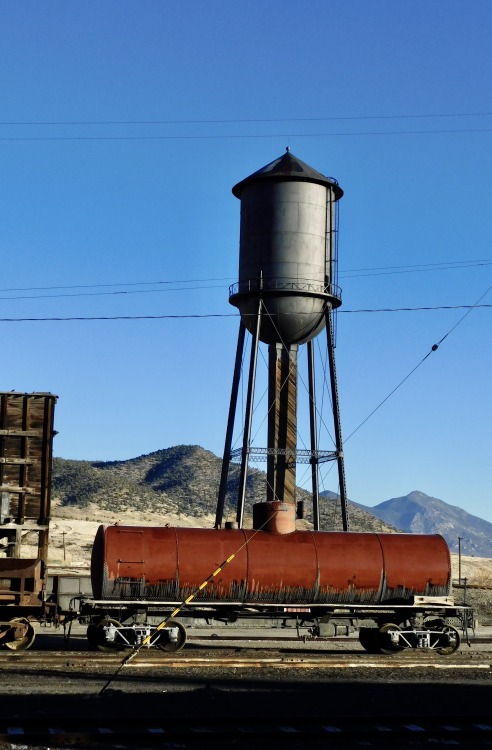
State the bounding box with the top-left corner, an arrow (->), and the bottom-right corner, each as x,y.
99,521 -> 269,694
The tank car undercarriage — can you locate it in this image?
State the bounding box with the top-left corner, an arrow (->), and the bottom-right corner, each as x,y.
77,597 -> 473,656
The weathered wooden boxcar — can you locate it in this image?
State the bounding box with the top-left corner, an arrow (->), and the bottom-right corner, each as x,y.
0,391 -> 57,649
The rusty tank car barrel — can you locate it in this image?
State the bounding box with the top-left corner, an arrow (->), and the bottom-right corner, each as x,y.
91,525 -> 451,605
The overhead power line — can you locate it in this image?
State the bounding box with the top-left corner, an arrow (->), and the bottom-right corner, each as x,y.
0,259 -> 490,299
1,111 -> 491,126
0,314 -> 237,322
344,283 -> 492,442
341,304 -> 492,314
0,304 -> 490,323
0,284 -> 226,302
0,277 -> 232,293
319,281 -> 492,486
1,128 -> 492,142
343,258 -> 492,273
342,260 -> 492,279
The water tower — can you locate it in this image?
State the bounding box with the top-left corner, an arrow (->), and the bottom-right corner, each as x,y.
215,149 -> 349,533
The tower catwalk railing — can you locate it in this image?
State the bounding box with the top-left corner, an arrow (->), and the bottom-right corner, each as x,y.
228,447 -> 339,464
229,278 -> 342,303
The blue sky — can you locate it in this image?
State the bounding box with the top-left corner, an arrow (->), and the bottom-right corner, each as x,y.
1,1 -> 491,525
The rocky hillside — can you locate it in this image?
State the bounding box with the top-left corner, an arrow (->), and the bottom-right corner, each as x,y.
53,449 -> 492,551
52,445 -> 397,533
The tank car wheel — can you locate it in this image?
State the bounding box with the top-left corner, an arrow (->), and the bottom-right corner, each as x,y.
436,625 -> 460,655
358,628 -> 380,653
4,618 -> 35,652
88,618 -> 126,653
155,619 -> 187,653
378,623 -> 403,655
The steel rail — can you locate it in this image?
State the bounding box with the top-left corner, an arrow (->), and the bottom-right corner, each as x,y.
3,715 -> 492,748
0,652 -> 490,670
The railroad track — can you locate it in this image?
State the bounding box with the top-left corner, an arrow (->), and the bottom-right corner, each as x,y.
0,650 -> 490,670
186,633 -> 492,648
2,715 -> 492,747
2,644 -> 492,747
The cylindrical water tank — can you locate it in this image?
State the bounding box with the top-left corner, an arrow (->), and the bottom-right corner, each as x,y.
229,150 -> 343,345
91,525 -> 451,605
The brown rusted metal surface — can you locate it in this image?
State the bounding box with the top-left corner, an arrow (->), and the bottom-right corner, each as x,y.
266,343 -> 298,512
378,533 -> 451,597
313,532 -> 384,603
252,501 -> 296,534
92,526 -> 451,604
0,558 -> 43,606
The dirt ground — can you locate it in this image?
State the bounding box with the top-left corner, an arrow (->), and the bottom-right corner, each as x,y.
44,498 -> 217,567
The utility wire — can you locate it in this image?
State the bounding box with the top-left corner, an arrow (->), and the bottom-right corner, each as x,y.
2,111 -> 492,126
0,314 -> 236,322
1,128 -> 492,142
343,258 -> 492,273
318,282 -> 492,490
0,277 -> 232,293
344,283 -> 492,443
341,304 -> 492,314
0,284 -> 225,302
0,259 -> 489,297
0,304 -> 490,323
343,262 -> 492,279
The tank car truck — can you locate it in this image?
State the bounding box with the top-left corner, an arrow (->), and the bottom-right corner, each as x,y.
0,391 -> 58,650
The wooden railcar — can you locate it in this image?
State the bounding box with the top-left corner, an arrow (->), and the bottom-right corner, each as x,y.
0,392 -> 57,650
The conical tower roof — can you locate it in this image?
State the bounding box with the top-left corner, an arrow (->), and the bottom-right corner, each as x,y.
232,149 -> 343,199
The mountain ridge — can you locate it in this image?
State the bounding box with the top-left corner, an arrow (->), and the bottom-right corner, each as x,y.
52,445 -> 396,533
52,446 -> 491,555
356,490 -> 492,557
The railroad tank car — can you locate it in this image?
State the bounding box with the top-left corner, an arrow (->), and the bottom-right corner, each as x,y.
91,525 -> 451,603
80,524 -> 472,655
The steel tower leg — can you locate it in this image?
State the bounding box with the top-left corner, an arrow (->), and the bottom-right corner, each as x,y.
307,340 -> 320,530
236,300 -> 262,527
215,322 -> 246,528
325,307 -> 349,531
